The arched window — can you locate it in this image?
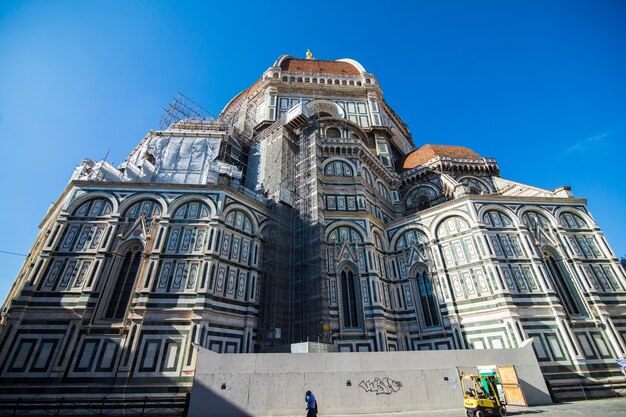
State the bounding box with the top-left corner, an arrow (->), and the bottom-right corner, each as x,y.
123,199 -> 161,221
543,251 -> 585,316
522,211 -> 551,229
72,198 -> 113,217
436,216 -> 470,239
395,228 -> 428,251
105,244 -> 142,320
559,212 -> 589,229
166,200 -> 212,254
172,200 -> 211,220
326,127 -> 341,138
324,160 -> 354,176
225,209 -> 254,233
340,270 -> 360,328
483,210 -> 513,227
327,225 -> 363,244
415,269 -> 440,327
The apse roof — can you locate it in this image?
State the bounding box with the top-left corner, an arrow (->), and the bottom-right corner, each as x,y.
400,144 -> 482,170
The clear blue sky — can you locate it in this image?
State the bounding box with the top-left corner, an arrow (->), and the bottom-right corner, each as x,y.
1,1 -> 625,300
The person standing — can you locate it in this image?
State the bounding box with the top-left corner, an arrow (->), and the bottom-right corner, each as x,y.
305,390 -> 317,417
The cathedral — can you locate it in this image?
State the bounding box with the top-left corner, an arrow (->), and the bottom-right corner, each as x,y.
1,52 -> 625,402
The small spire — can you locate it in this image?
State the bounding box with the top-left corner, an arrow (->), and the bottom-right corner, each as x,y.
306,49 -> 313,60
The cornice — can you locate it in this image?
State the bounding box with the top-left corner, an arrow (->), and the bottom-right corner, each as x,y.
67,180 -> 271,213
385,193 -> 587,229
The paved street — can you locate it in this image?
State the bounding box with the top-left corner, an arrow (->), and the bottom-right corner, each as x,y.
319,397 -> 626,417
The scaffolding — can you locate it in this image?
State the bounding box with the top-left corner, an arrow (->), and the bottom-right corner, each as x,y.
217,128 -> 252,174
158,93 -> 259,179
290,118 -> 328,344
159,93 -> 217,130
159,93 -> 330,348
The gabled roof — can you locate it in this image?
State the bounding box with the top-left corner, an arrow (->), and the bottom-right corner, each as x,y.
400,144 -> 482,170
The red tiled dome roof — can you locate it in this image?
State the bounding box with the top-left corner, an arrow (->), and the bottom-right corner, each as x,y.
278,57 -> 362,76
401,144 -> 482,170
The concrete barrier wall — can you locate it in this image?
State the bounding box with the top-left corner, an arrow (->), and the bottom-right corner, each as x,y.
189,339 -> 551,417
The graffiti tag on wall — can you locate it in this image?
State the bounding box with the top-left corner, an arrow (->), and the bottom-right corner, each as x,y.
359,377 -> 402,395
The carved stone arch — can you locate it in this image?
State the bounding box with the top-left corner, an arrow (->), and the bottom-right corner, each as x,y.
409,261 -> 429,277
404,184 -> 441,210
222,204 -> 259,234
65,191 -> 119,216
435,214 -> 473,239
478,204 -> 520,226
120,198 -> 163,222
393,227 -> 430,252
390,224 -> 433,250
337,260 -> 359,274
554,207 -> 594,229
429,210 -> 473,237
476,204 -> 520,227
325,126 -> 342,138
338,118 -> 369,135
166,194 -> 217,219
322,157 -> 357,177
117,193 -> 167,218
541,244 -> 564,260
69,198 -> 115,219
518,205 -> 557,229
371,228 -> 388,252
348,127 -> 367,143
323,157 -> 357,171
325,221 -> 366,243
112,237 -> 145,256
458,176 -> 492,194
305,99 -> 345,119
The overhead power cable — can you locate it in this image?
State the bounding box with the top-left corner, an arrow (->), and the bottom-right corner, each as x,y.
0,250 -> 27,257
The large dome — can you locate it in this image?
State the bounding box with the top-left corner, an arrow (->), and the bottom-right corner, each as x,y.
274,55 -> 366,75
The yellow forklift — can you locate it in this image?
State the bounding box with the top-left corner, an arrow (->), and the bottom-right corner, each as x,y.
461,373 -> 507,417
